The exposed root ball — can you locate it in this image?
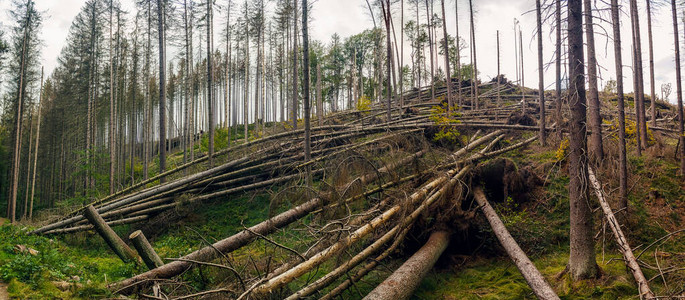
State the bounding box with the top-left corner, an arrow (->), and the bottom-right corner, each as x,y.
507,111 -> 537,126
473,158 -> 542,204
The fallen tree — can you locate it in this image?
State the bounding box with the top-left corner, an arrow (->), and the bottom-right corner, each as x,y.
473,187 -> 560,300
362,231 -> 450,300
588,167 -> 655,299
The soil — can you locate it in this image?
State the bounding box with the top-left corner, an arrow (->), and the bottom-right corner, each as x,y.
0,282 -> 8,300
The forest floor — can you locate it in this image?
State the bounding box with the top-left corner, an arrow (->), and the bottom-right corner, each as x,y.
0,282 -> 8,300
1,99 -> 684,298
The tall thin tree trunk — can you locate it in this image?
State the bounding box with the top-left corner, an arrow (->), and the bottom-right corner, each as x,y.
468,0 -> 478,109
292,0 -> 299,130
674,2 -> 685,175
555,0 -> 562,139
207,0 -> 214,166
630,0 -> 647,151
109,0 -> 116,195
496,30 -> 501,107
537,0 -> 546,146
455,0 -> 461,107
441,0 -> 452,113
646,0 -> 656,127
157,0 -> 167,182
383,0 -> 392,122
584,0 -> 602,161
9,5 -> 31,223
29,67 -> 43,220
302,0 -> 311,185
568,0 -> 598,280
425,0 -> 434,101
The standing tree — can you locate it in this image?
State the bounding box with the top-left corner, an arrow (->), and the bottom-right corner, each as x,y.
567,0 -> 598,280
302,0 -> 311,184
109,0 -> 116,194
646,0 -> 656,127
381,0 -> 392,121
441,0 -> 452,112
536,0 -> 545,146
555,0 -> 562,139
7,0 -> 42,223
672,0 -> 685,175
206,0 -> 215,166
157,0 -> 167,182
292,0 -> 298,129
584,0 -> 603,161
612,0 -> 629,213
468,0 -> 477,109
629,0 -> 647,152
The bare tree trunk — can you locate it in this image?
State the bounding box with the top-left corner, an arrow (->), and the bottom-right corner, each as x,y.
646,0 -> 656,127
519,29 -> 524,112
587,168 -> 656,299
207,0 -> 214,166
292,0 -> 299,130
302,0 -> 312,185
473,188 -> 560,300
469,0 -> 478,109
363,231 -> 450,300
157,0 -> 167,183
674,2 -> 685,175
244,13 -> 250,143
584,0 -> 603,161
29,68 -> 43,220
110,0 -> 116,195
536,0 -> 546,146
613,0 -> 629,212
9,6 -> 30,223
441,0 -> 452,113
455,0 -> 461,107
425,0 -> 434,101
497,30 -> 501,107
384,1 -> 393,121
567,0 -> 598,280
316,64 -> 322,126
555,1 -> 562,139
630,0 -> 647,151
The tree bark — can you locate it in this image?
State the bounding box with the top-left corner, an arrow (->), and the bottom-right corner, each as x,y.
441,0 -> 452,113
469,0 -> 478,109
613,0 -> 629,212
83,205 -> 137,263
302,0 -> 312,185
157,0 -> 167,183
129,230 -> 164,270
536,0 -> 546,146
646,0 -> 656,127
207,0 -> 215,166
473,187 -> 560,300
567,0 -> 598,280
587,168 -> 655,299
584,0 -> 602,161
555,0 -> 562,139
292,0 -> 299,130
29,68 -> 43,220
679,8 -> 685,175
363,231 -> 450,300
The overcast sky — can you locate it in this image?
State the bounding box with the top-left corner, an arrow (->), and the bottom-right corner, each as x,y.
0,0 -> 680,103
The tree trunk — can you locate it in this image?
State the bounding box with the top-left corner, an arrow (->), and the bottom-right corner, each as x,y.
157,0 -> 167,183
441,0 -> 452,113
584,0 -> 603,161
673,1 -> 685,175
207,0 -> 214,166
469,0 -> 478,109
292,0 -> 299,130
630,0 -> 647,151
646,0 -> 656,127
536,0 -> 546,146
567,0 -> 598,280
302,0 -> 312,185
29,68 -> 43,220
473,188 -> 560,299
110,0 -> 116,195
613,0 -> 629,213
363,231 -> 450,300
83,205 -> 137,263
555,0 -> 562,139
587,168 -> 655,299
129,230 -> 164,270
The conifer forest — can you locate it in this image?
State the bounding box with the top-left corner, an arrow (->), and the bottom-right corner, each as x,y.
0,0 -> 684,299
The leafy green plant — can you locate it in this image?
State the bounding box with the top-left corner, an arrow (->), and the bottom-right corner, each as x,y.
429,103 -> 461,143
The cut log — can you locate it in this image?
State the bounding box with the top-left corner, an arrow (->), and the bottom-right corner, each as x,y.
363,231 -> 450,300
473,187 -> 559,300
588,167 -> 656,300
129,230 -> 164,270
83,205 -> 138,263
45,215 -> 149,235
